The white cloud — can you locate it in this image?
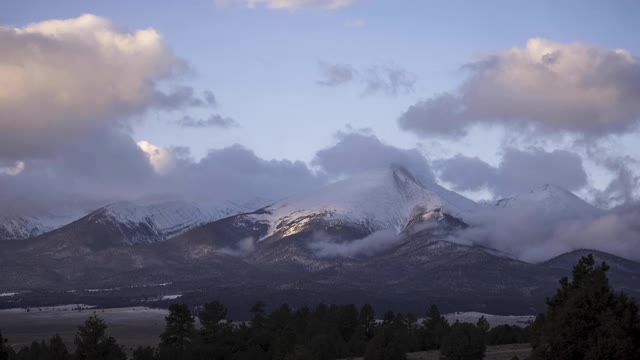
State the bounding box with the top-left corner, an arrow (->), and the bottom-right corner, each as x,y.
0,14 -> 195,160
400,38 -> 640,138
137,141 -> 177,176
0,161 -> 25,176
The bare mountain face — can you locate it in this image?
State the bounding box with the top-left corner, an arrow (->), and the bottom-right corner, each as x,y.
1,167 -> 639,315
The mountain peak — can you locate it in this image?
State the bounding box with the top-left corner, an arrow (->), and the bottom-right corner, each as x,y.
492,184 -> 601,219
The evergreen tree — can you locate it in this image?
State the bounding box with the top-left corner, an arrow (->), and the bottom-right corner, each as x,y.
363,314 -> 408,360
159,304 -> 196,358
131,346 -> 156,360
358,304 -> 376,341
198,300 -> 229,341
440,322 -> 486,360
486,325 -> 529,345
476,316 -> 490,334
530,254 -> 640,360
74,315 -> 125,360
48,334 -> 70,360
422,305 -> 450,350
0,331 -> 9,360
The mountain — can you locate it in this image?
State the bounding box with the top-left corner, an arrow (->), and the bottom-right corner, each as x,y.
0,212 -> 88,241
487,184 -> 602,219
168,166 -> 476,267
1,168 -> 639,316
9,200 -> 265,258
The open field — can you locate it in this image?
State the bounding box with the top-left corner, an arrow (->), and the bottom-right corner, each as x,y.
0,305 -> 168,352
406,344 -> 531,360
340,344 -> 531,360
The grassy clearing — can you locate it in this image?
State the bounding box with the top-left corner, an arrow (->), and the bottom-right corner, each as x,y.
0,306 -> 167,352
340,343 -> 531,360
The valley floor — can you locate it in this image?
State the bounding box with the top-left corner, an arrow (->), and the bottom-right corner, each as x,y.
0,305 -> 167,351
341,344 -> 532,360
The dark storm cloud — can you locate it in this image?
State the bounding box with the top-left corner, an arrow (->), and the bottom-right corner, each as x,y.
435,148 -> 588,197
399,38 -> 640,138
312,132 -> 434,183
172,144 -> 327,204
175,114 -> 239,129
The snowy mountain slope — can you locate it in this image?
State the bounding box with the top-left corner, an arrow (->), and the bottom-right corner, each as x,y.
484,184 -> 602,219
12,199 -> 268,256
242,166 -> 477,243
0,212 -> 88,241
85,199 -> 269,245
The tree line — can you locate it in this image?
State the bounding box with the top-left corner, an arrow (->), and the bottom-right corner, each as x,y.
2,255 -> 640,359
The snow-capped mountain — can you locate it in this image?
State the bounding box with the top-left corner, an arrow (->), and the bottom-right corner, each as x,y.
1,167 -> 640,316
245,166 -> 476,242
0,212 -> 88,241
165,166 -> 477,269
485,184 -> 602,219
82,199 -> 273,246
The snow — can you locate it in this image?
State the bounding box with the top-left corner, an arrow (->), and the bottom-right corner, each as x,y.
443,312 -> 535,328
89,199 -> 269,244
161,294 -> 182,300
248,166 -> 477,241
0,211 -> 87,240
485,184 -> 602,220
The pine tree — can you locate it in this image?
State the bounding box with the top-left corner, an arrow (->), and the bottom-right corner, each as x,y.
530,254 -> 640,360
422,305 -> 450,350
199,300 -> 229,340
74,315 -> 125,360
159,304 -> 196,358
0,331 -> 9,360
132,346 -> 156,360
476,316 -> 490,333
439,322 -> 486,360
48,334 -> 70,360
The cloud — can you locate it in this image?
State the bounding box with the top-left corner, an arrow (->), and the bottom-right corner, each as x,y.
580,141 -> 640,208
169,144 -> 327,205
362,65 -> 416,96
152,86 -> 217,110
175,114 -> 239,128
434,155 -> 496,192
450,202 -> 640,263
0,14 -> 331,218
0,14 -> 210,161
137,141 -> 178,175
312,132 -> 434,183
317,63 -> 416,96
317,62 -> 355,86
0,161 -> 25,176
216,237 -> 256,256
399,38 -> 640,138
435,148 -> 588,197
309,229 -> 401,258
216,0 -> 353,10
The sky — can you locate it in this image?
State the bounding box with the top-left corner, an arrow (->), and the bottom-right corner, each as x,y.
1,0 -> 640,217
